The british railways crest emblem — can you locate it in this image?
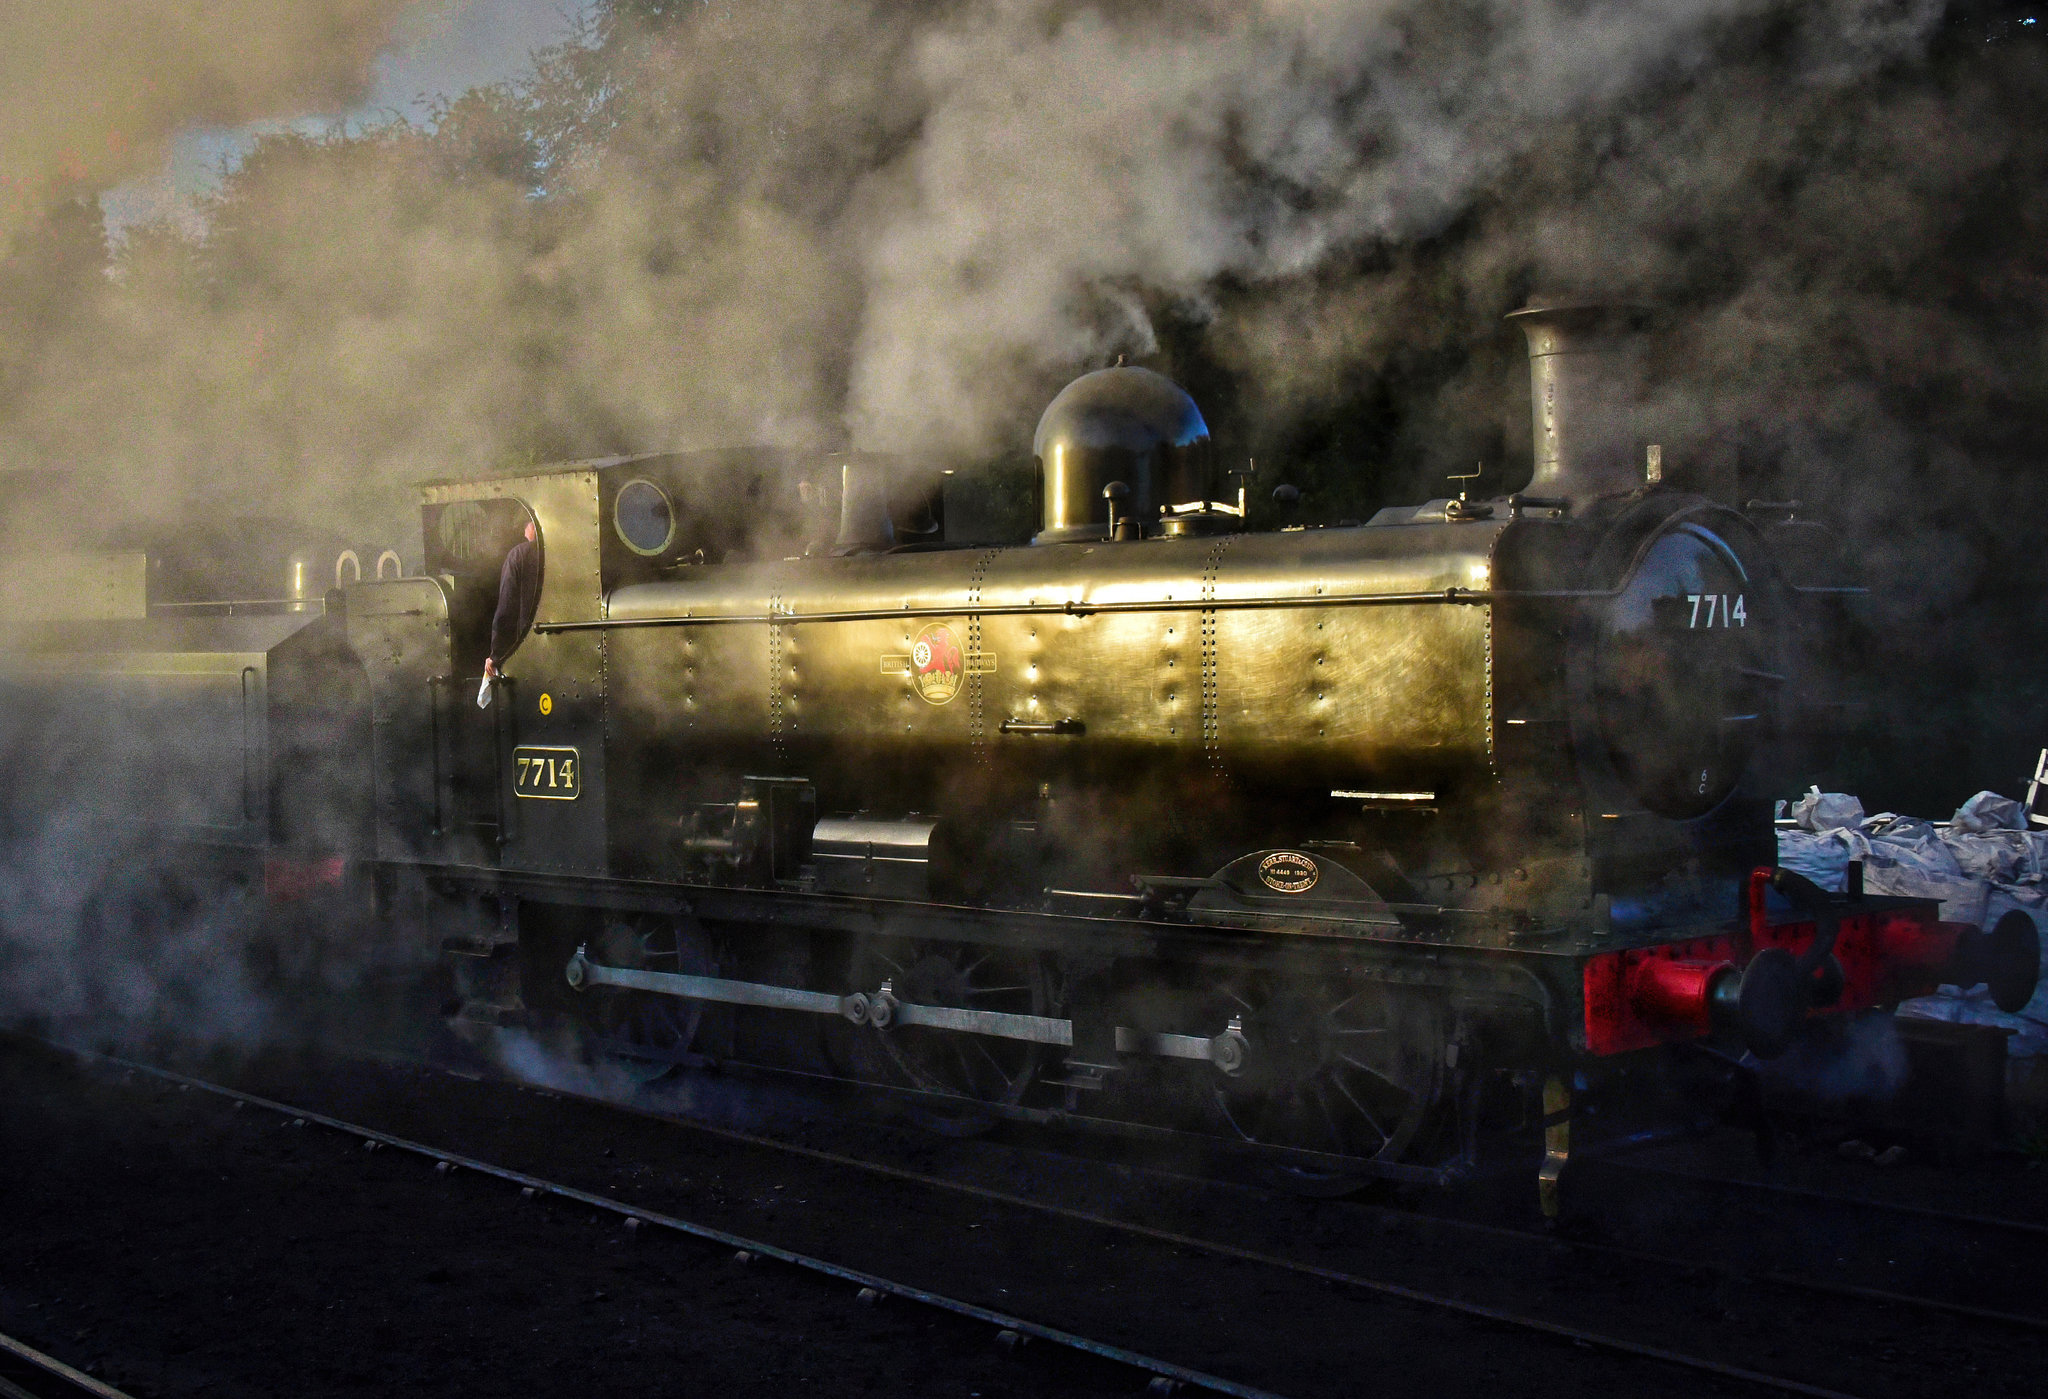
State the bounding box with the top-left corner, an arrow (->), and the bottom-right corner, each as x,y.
908,623 -> 965,705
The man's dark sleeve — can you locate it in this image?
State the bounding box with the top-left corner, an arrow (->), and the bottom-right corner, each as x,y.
488,543 -> 526,665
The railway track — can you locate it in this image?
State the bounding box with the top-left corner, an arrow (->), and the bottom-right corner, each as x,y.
552,1069 -> 2048,1339
1594,1155 -> 2048,1241
1550,1152 -> 2048,1322
462,1043 -> 2048,1344
400,1046 -> 2048,1399
142,1060 -> 1871,1399
16,1031 -> 2044,1399
0,1330 -> 135,1399
21,1036 -> 1990,1399
12,1041 -> 1285,1399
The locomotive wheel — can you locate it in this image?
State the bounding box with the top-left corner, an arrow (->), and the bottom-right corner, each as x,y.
588,916 -> 717,1084
844,937 -> 1052,1135
1212,981 -> 1446,1196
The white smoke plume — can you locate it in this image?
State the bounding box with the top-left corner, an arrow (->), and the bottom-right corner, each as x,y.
0,2 -> 431,247
0,0 -> 1967,546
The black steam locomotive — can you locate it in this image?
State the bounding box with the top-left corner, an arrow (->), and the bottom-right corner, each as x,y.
2,303 -> 2034,1201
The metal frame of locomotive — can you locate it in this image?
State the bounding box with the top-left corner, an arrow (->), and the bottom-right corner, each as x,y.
7,302 -> 2037,1200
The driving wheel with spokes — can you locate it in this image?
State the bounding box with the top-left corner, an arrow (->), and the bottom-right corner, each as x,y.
1212,980 -> 1447,1195
845,937 -> 1052,1135
587,915 -> 718,1084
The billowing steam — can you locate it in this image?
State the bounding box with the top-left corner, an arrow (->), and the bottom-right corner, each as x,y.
0,2 -> 427,247
0,0 -> 1975,546
0,1 -> 451,1041
847,0 -> 1945,454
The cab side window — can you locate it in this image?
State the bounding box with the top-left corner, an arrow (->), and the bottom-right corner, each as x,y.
427,499 -> 541,674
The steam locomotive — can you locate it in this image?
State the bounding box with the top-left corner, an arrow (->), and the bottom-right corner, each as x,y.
2,303 -> 2035,1202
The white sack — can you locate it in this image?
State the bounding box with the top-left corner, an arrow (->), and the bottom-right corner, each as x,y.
1776,828 -> 1867,891
1951,790 -> 2026,834
1791,786 -> 1864,833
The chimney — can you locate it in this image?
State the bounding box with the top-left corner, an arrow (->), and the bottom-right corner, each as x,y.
833,459 -> 895,555
831,456 -> 949,555
1506,302 -> 1652,506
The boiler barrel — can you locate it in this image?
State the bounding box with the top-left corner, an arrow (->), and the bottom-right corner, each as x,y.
602,521 -> 1502,802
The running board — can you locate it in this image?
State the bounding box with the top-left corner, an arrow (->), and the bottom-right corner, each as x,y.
563,948 -> 1245,1071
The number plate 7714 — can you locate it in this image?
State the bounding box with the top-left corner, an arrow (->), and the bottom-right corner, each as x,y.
1685,593 -> 1746,629
512,746 -> 580,800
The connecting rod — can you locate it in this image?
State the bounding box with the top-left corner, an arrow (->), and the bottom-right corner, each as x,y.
563,948 -> 1246,1072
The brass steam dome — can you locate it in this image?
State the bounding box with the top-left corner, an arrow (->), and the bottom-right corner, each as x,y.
1031,366 -> 1215,543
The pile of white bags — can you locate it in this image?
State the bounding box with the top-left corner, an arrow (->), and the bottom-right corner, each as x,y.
1776,787 -> 2048,1055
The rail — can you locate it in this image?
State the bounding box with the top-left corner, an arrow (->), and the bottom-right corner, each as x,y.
0,1329 -> 136,1399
